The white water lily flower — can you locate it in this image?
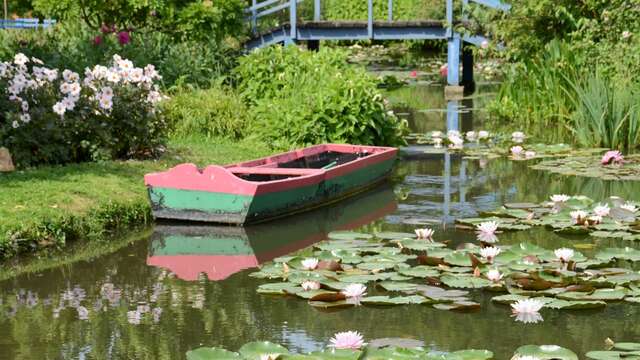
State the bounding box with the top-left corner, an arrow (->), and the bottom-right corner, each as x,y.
448,135 -> 464,149
550,194 -> 570,203
301,258 -> 319,270
570,210 -> 588,224
515,312 -> 544,324
260,354 -> 280,360
554,248 -> 574,262
510,146 -> 524,156
477,232 -> 498,243
524,151 -> 536,159
480,246 -> 501,263
621,203 -> 638,213
511,131 -> 525,143
415,228 -> 434,240
511,298 -> 544,315
593,203 -> 610,217
301,280 -> 321,291
341,283 -> 367,298
433,138 -> 443,148
330,331 -> 365,350
486,268 -> 503,282
478,130 -> 489,139
431,130 -> 443,138
476,221 -> 499,235
466,131 -> 477,141
589,215 -> 602,224
447,130 -> 461,138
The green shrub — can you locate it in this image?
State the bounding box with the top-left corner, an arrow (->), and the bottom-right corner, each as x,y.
164,86 -> 249,139
0,22 -> 240,89
0,53 -> 168,168
235,46 -> 408,149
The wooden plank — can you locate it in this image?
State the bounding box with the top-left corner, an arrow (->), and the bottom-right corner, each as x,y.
226,167 -> 323,176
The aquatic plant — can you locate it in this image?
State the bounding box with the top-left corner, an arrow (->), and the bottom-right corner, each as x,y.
476,221 -> 499,236
480,246 -> 501,263
301,258 -> 319,270
329,331 -> 365,350
602,150 -> 625,165
414,228 -> 434,240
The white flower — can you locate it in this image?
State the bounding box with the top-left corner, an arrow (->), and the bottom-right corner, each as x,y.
14,53 -> 29,65
260,354 -> 281,360
301,280 -> 321,291
12,120 -> 19,128
554,248 -> 574,262
550,194 -> 570,203
107,71 -> 121,83
44,69 -> 58,82
60,82 -> 71,94
433,138 -> 443,148
31,57 -> 44,65
101,86 -> 114,99
147,91 -> 161,104
448,135 -> 464,149
431,130 -> 443,138
510,146 -> 524,156
20,113 -> 30,123
477,232 -> 498,243
63,69 -> 80,82
99,96 -> 113,111
511,298 -> 544,315
486,268 -> 503,282
466,131 -> 477,141
478,130 -> 490,139
144,64 -> 159,79
341,283 -> 367,298
570,210 -> 588,224
511,131 -> 525,143
130,68 -> 144,83
62,97 -> 77,111
620,203 -> 638,213
301,258 -> 319,270
480,246 -> 501,263
53,102 -> 66,116
524,151 -> 536,159
476,221 -> 499,235
589,215 -> 602,224
330,331 -> 365,350
481,40 -> 489,49
622,31 -> 632,39
415,228 -> 434,239
593,203 -> 610,217
117,58 -> 134,71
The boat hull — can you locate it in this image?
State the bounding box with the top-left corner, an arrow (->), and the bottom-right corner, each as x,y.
145,144 -> 397,224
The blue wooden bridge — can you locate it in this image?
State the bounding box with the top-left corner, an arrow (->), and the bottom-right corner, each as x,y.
0,18 -> 56,29
245,0 -> 509,87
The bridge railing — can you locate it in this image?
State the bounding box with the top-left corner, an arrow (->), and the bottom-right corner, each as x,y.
0,18 -> 57,29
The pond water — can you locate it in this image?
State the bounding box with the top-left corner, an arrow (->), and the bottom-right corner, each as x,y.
2,82 -> 640,360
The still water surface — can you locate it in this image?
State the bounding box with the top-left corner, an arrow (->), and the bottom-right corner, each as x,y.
1,83 -> 640,359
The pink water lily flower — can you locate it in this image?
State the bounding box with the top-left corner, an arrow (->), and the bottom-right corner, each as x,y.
476,221 -> 499,236
341,283 -> 367,298
330,331 -> 365,350
601,150 -> 624,165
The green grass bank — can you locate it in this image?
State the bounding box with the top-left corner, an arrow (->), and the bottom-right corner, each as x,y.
0,136 -> 272,260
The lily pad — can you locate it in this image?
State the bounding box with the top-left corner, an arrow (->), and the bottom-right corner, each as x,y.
440,275 -> 492,289
187,347 -> 241,360
328,231 -> 373,240
545,299 -> 607,310
368,338 -> 425,349
361,295 -> 428,305
513,345 -> 578,360
239,341 -> 290,359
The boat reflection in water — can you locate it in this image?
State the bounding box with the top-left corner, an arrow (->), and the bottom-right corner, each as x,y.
147,184 -> 397,281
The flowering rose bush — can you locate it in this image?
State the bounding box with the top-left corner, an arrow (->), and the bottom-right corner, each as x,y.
0,53 -> 168,167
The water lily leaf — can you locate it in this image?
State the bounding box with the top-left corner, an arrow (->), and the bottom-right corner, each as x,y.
257,283 -> 300,295
396,239 -> 446,251
545,299 -> 606,309
187,347 -> 241,360
416,285 -> 469,301
294,290 -> 337,300
308,300 -> 354,309
451,349 -> 494,360
614,343 -> 640,351
585,350 -> 628,360
399,266 -> 440,278
306,349 -> 362,359
309,292 -> 346,302
513,345 -> 578,360
368,338 -> 425,349
328,231 -> 373,240
591,231 -> 633,239
375,232 -> 415,240
490,294 -> 529,305
239,341 -> 290,359
356,262 -> 397,271
504,202 -> 540,210
443,252 -> 473,267
440,275 -> 492,289
432,301 -> 480,311
361,295 -> 428,305
378,281 -> 419,292
625,297 -> 640,303
557,288 -> 627,301
363,346 -> 427,359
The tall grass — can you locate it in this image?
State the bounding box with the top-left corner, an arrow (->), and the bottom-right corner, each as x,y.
490,40 -> 640,151
568,75 -> 640,151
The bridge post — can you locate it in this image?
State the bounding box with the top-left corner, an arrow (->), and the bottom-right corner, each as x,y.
251,0 -> 257,33
289,0 -> 297,41
388,0 -> 393,21
314,0 -> 321,21
367,0 -> 373,39
447,34 -> 460,86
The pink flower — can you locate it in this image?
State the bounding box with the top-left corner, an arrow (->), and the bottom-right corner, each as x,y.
410,70 -> 418,78
93,35 -> 103,46
601,150 -> 624,165
440,64 -> 448,78
117,31 -> 131,45
330,331 -> 365,350
100,23 -> 113,34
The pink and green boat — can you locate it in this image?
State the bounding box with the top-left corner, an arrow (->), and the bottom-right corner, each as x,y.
144,144 -> 398,224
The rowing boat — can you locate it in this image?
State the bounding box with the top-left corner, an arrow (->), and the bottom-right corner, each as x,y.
144,143 -> 397,224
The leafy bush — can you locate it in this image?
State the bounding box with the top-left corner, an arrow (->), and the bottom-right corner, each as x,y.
164,86 -> 249,139
0,22 -> 240,89
32,0 -> 245,41
0,53 -> 168,168
235,46 -> 408,149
